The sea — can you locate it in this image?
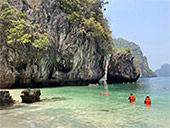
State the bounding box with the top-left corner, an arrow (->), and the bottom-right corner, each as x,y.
0,77 -> 170,128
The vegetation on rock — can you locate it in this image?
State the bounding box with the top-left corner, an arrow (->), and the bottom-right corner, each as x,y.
0,2 -> 53,49
113,48 -> 133,54
56,0 -> 114,56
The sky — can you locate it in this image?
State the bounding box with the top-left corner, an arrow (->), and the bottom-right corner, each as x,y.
104,0 -> 170,71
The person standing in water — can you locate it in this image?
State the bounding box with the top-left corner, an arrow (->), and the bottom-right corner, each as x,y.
105,92 -> 110,96
144,96 -> 151,105
128,93 -> 136,102
100,92 -> 104,95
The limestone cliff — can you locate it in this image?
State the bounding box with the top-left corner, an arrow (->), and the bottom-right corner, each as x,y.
0,0 -> 112,88
0,0 -> 140,88
113,38 -> 156,77
107,51 -> 140,83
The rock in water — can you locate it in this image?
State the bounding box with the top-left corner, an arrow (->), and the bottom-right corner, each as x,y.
0,91 -> 15,107
20,89 -> 41,103
113,38 -> 156,77
107,52 -> 140,83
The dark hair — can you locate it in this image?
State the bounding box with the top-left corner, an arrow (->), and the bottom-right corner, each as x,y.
131,93 -> 133,95
147,96 -> 149,98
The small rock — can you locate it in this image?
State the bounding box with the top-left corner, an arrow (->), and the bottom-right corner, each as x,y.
88,83 -> 99,86
20,89 -> 41,103
0,91 -> 15,108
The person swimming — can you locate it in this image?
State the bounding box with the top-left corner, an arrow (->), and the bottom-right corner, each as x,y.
144,96 -> 151,105
100,92 -> 104,95
105,92 -> 110,96
128,93 -> 136,102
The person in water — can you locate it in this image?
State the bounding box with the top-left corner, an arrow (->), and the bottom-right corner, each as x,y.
100,92 -> 104,95
105,92 -> 110,96
144,96 -> 151,105
128,93 -> 136,102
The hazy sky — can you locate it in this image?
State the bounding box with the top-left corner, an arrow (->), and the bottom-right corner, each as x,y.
104,0 -> 170,71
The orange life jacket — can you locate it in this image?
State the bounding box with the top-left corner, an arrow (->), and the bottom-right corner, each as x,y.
105,92 -> 110,96
145,98 -> 151,105
129,95 -> 136,102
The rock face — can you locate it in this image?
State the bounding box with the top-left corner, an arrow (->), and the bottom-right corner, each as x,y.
155,64 -> 170,77
0,91 -> 15,107
20,89 -> 41,103
0,0 -> 106,88
0,1 -> 141,88
0,40 -> 55,88
107,52 -> 140,83
113,38 -> 156,77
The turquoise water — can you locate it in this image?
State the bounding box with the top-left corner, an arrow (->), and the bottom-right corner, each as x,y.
0,77 -> 170,128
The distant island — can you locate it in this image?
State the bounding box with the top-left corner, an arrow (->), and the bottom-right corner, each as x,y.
155,64 -> 170,77
113,38 -> 157,77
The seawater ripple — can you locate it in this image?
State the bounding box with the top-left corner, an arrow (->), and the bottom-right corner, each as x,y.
0,77 -> 170,128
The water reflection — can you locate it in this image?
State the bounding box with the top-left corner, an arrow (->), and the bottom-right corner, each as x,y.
146,104 -> 151,112
131,102 -> 136,109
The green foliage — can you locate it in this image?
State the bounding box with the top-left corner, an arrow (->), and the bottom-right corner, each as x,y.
0,2 -> 16,37
115,48 -> 133,54
7,19 -> 32,44
125,48 -> 133,53
67,11 -> 81,23
83,17 -> 104,37
56,0 -> 107,25
56,57 -> 60,63
33,32 -> 52,49
112,48 -> 117,51
56,0 -> 84,23
16,11 -> 28,20
0,1 -> 52,49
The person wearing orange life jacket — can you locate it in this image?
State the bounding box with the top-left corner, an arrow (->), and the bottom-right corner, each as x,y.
105,92 -> 110,96
128,93 -> 136,102
144,96 -> 151,105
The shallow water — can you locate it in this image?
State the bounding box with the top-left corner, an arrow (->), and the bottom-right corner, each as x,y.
0,77 -> 170,128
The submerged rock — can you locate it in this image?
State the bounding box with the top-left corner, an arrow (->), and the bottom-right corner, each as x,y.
41,97 -> 67,102
20,89 -> 41,103
0,91 -> 15,108
107,52 -> 140,83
